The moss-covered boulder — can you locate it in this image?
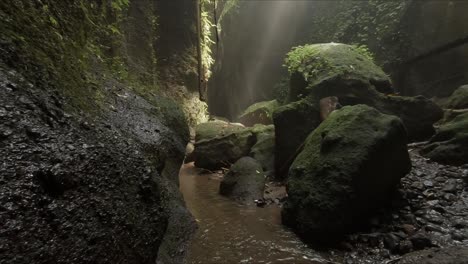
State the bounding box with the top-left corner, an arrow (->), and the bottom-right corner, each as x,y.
194,120 -> 245,142
445,85 -> 468,109
249,125 -> 275,173
219,157 -> 266,204
284,43 -> 443,141
193,121 -> 255,170
420,112 -> 468,165
272,97 -> 322,179
282,105 -> 411,241
285,43 -> 392,102
238,100 -> 280,126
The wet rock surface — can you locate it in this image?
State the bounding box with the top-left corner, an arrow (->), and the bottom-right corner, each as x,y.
396,246 -> 468,264
421,112 -> 468,166
283,105 -> 411,241
219,157 -> 266,204
273,97 -> 321,179
331,149 -> 468,263
238,99 -> 279,126
0,67 -> 194,263
249,124 -> 275,173
445,85 -> 468,110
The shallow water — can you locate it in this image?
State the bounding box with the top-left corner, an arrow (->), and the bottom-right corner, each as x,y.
179,163 -> 329,264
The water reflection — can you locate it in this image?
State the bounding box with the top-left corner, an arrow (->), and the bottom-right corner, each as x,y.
179,163 -> 329,264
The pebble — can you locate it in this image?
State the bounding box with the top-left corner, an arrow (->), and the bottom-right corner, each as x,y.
410,232 -> 433,250
423,180 -> 434,187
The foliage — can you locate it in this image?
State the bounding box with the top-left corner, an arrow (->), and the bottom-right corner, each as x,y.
284,43 -> 379,81
200,0 -> 239,80
201,0 -> 215,79
300,0 -> 409,69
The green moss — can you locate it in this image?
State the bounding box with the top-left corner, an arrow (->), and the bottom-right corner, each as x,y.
421,112 -> 468,165
238,100 -> 280,126
284,104 -> 411,238
195,121 -> 246,142
284,43 -> 387,87
446,85 -> 468,110
240,100 -> 279,119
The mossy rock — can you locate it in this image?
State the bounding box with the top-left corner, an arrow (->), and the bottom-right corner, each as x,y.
285,43 -> 392,102
219,157 -> 266,204
272,97 -> 321,179
445,85 -> 468,109
193,122 -> 255,170
195,120 -> 245,142
282,105 -> 411,241
421,112 -> 468,165
284,43 -> 442,141
238,100 -> 280,126
249,125 -> 275,173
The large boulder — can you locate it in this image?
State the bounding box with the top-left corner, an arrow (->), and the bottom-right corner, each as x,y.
445,85 -> 468,110
272,97 -> 321,179
285,43 -> 392,102
284,43 -> 443,141
193,122 -> 255,170
219,157 -> 266,203
282,105 -> 411,241
194,120 -> 245,142
420,112 -> 468,165
238,100 -> 280,126
249,125 -> 275,173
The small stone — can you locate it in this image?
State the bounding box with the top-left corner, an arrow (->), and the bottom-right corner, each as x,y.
425,224 -> 444,233
411,182 -> 424,190
67,144 -> 76,150
442,182 -> 457,193
410,232 -> 433,250
423,180 -> 434,187
383,233 -> 400,252
401,224 -> 417,235
452,219 -> 468,229
451,231 -> 467,241
443,193 -> 456,201
398,240 -> 413,254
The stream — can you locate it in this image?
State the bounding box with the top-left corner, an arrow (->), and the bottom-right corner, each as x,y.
179,163 -> 333,264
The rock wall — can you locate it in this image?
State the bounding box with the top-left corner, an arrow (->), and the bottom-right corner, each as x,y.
0,1 -> 200,263
396,1 -> 468,97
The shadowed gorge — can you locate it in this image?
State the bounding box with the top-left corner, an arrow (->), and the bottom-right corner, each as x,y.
1,1 -> 468,264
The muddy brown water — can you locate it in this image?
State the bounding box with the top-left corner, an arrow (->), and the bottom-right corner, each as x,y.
179,163 -> 333,264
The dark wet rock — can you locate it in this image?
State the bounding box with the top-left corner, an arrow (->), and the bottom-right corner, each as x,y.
219,157 -> 266,203
193,122 -> 255,170
397,246 -> 468,264
0,67 -> 194,264
398,240 -> 414,255
238,99 -> 279,127
284,43 -> 443,141
272,97 -> 321,179
445,85 -> 468,110
249,125 -> 275,172
401,224 -> 417,235
421,112 -> 468,165
410,232 -> 433,250
383,233 -> 401,252
282,105 -> 411,241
